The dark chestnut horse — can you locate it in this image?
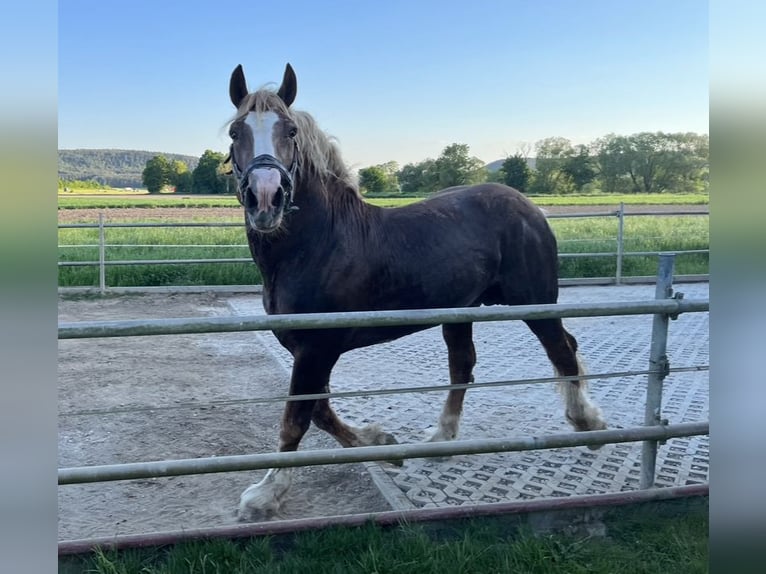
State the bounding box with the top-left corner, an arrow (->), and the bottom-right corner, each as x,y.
227,63 -> 607,521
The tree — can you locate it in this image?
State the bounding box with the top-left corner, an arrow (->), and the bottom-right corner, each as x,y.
142,155 -> 170,194
397,159 -> 440,195
593,132 -> 709,194
192,150 -> 228,194
592,134 -> 634,194
560,145 -> 597,192
500,154 -> 531,193
528,137 -> 574,195
434,143 -> 487,188
167,160 -> 191,194
173,171 -> 194,194
358,161 -> 399,195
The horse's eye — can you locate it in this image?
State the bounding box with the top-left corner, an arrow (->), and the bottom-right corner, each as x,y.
230,130 -> 238,140
288,127 -> 297,138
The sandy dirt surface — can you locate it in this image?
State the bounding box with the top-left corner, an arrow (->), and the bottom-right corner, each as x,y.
58,293 -> 392,542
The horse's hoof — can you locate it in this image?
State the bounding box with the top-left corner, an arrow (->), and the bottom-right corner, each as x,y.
237,469 -> 291,522
379,431 -> 399,445
237,492 -> 279,523
378,431 -> 404,466
236,505 -> 275,523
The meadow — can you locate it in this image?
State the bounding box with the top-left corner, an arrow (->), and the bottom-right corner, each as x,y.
57,193 -> 709,288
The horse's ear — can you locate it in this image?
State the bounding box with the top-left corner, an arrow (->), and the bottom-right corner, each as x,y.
229,64 -> 248,108
277,63 -> 297,108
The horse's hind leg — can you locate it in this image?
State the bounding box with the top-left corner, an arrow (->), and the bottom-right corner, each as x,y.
429,322 -> 476,442
524,318 -> 607,437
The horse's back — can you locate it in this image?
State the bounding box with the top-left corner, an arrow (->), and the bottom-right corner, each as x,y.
413,182 -> 547,223
382,183 -> 560,306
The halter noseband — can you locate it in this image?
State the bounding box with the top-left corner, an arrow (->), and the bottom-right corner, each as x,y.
228,139 -> 300,214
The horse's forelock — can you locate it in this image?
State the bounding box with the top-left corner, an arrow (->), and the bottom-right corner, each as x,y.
235,89 -> 289,118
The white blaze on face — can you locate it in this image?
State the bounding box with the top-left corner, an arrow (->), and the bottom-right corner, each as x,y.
244,111 -> 279,157
244,111 -> 282,213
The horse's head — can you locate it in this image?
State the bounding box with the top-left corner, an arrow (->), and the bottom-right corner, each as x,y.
228,63 -> 300,233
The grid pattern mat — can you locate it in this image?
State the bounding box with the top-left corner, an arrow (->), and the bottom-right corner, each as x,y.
226,283 -> 709,510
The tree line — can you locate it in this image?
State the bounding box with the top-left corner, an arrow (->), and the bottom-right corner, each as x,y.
359,131 -> 708,196
141,150 -> 233,194
58,149 -> 198,188
135,130 -> 707,196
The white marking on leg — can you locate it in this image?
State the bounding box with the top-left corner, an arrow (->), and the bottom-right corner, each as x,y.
238,467 -> 293,522
429,412 -> 461,442
555,353 -> 607,435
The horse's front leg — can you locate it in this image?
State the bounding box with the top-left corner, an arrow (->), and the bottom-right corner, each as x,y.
237,349 -> 334,522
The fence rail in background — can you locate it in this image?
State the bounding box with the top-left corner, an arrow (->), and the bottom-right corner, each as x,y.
58,254 -> 709,497
58,204 -> 709,292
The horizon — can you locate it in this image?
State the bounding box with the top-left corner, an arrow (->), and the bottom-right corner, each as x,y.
59,0 -> 708,169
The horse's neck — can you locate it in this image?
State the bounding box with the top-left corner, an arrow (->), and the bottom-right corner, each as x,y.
247,178 -> 371,272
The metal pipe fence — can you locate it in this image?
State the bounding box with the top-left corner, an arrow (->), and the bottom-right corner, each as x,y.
58,254 -> 709,495
58,205 -> 709,292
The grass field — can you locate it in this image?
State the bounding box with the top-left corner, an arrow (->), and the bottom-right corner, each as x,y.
59,501 -> 708,574
57,213 -> 709,288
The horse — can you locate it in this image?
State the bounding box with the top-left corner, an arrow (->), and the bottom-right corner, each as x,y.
226,63 -> 607,521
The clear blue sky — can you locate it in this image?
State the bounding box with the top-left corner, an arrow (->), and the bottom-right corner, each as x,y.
58,0 -> 708,169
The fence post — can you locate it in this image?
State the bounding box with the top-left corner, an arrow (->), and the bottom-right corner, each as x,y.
615,202 -> 624,285
98,212 -> 106,295
640,253 -> 675,489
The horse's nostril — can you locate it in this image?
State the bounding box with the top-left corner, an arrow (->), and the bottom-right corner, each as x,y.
244,187 -> 257,210
273,187 -> 285,209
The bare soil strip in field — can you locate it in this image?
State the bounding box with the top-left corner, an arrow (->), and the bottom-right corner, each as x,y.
57,203 -> 708,223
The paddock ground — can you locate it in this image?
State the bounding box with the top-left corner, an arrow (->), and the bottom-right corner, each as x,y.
58,282 -> 708,541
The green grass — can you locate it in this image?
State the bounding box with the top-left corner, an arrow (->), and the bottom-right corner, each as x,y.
551,215 -> 709,279
57,213 -> 708,288
58,192 -> 708,210
58,503 -> 708,574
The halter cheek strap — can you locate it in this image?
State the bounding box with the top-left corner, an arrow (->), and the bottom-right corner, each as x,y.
227,140 -> 300,213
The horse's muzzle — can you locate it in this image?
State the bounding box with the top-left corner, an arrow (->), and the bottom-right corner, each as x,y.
243,168 -> 288,232
245,198 -> 284,233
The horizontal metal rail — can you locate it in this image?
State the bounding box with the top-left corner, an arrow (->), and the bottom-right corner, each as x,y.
58,298 -> 709,340
57,249 -> 710,268
59,222 -> 241,229
59,364 -> 709,418
58,422 -> 709,485
60,244 -> 246,249
557,249 -> 708,259
59,257 -> 252,267
56,210 -> 708,230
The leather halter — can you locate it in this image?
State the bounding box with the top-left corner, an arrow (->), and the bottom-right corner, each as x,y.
228,139 -> 300,213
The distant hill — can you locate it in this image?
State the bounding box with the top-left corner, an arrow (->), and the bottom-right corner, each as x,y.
485,157 -> 537,172
58,149 -> 199,188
